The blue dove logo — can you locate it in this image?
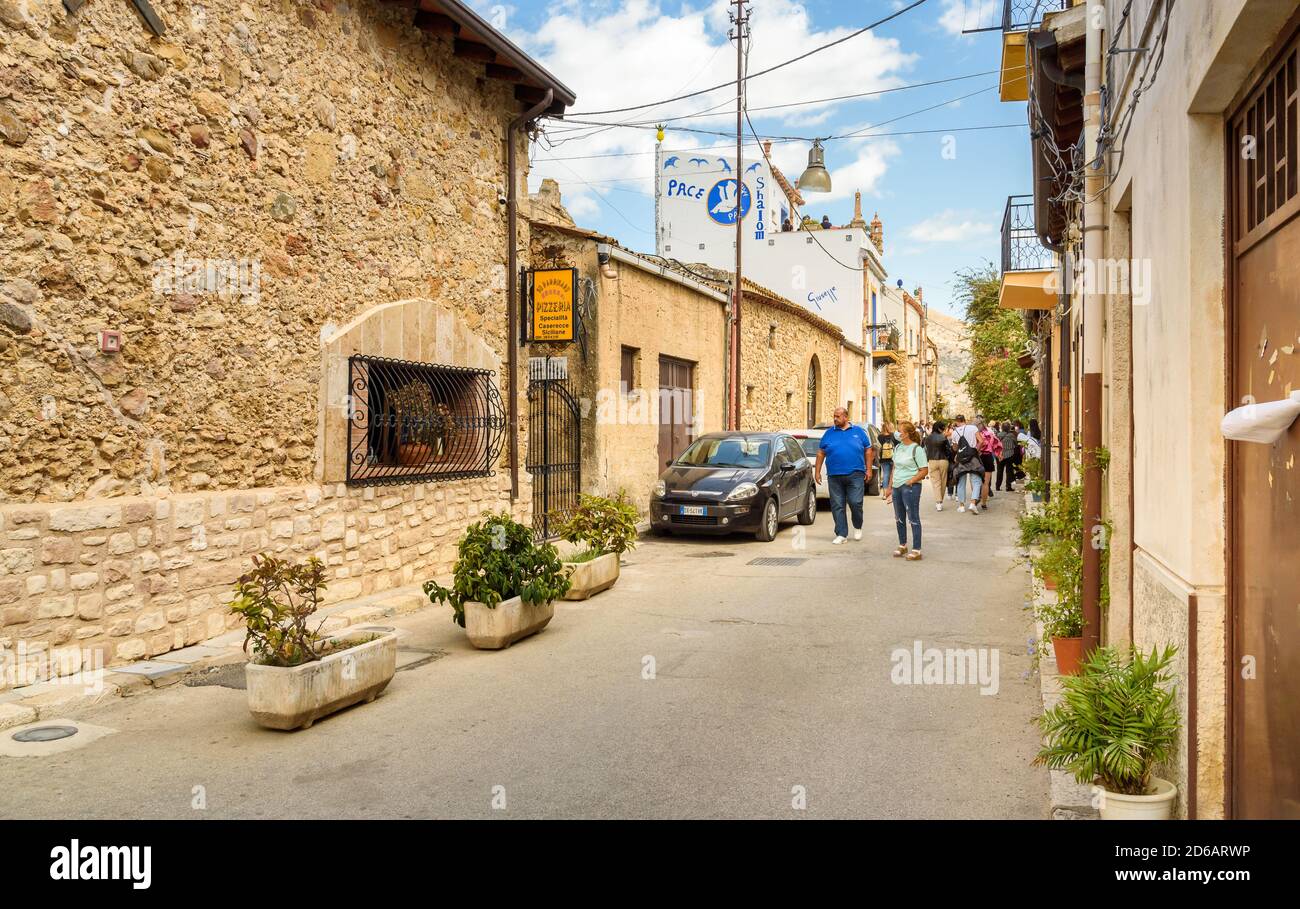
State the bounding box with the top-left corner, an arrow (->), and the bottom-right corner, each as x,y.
717,158 -> 732,173
689,157 -> 710,167
663,156 -> 679,169
706,179 -> 751,225
745,162 -> 762,174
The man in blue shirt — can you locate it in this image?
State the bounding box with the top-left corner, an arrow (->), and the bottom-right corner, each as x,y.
815,407 -> 875,544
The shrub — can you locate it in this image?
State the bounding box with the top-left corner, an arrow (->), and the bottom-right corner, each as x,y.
553,491 -> 639,558
1035,645 -> 1181,795
228,554 -> 330,667
424,511 -> 572,627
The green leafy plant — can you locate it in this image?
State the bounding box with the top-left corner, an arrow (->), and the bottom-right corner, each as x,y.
228,554 -> 331,667
1035,645 -> 1181,795
955,264 -> 1039,421
423,511 -> 572,627
553,491 -> 639,559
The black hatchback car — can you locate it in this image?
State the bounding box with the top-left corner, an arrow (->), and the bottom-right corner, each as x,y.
649,432 -> 817,541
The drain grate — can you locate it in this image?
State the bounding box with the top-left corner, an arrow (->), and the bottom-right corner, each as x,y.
746,557 -> 807,567
12,725 -> 78,743
684,551 -> 736,558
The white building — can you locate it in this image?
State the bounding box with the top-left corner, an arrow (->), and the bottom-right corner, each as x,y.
654,143 -> 905,427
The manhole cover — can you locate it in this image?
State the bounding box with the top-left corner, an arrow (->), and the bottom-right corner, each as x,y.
684,551 -> 736,558
746,557 -> 807,567
12,725 -> 78,743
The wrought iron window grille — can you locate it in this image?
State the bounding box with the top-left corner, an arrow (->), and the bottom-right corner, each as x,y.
346,355 -> 507,487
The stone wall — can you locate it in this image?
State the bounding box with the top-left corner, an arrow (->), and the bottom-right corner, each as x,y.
739,292 -> 842,432
0,475 -> 519,687
0,1 -> 540,680
0,0 -> 525,503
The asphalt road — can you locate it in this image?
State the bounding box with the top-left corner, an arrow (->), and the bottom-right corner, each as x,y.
0,489 -> 1048,819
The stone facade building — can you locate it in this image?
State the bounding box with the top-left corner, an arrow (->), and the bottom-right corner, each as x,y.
527,185 -> 865,518
0,1 -> 575,682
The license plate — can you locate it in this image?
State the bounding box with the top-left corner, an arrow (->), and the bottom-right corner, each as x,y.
678,505 -> 707,516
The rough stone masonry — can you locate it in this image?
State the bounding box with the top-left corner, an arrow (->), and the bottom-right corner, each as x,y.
0,1 -> 537,682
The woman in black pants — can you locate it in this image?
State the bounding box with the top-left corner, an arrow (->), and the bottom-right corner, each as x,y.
996,421 -> 1019,491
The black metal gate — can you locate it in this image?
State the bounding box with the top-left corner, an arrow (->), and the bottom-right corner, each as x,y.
526,358 -> 581,538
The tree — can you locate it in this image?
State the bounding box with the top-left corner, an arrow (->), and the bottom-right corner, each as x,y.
956,264 -> 1038,421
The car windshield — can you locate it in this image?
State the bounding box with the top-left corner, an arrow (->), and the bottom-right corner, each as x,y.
676,437 -> 771,469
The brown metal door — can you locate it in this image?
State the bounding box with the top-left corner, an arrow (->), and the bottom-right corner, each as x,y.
658,356 -> 695,466
1229,27 -> 1300,818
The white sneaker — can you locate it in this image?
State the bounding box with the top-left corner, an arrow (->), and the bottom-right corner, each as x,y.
969,503 -> 979,514
832,535 -> 847,545
935,503 -> 943,512
957,505 -> 965,513
852,529 -> 862,541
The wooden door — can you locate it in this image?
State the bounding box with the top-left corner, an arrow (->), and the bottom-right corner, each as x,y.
1228,24 -> 1300,818
658,356 -> 695,466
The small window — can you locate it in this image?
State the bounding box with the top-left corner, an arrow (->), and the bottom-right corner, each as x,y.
783,437 -> 804,462
620,346 -> 639,396
346,354 -> 506,487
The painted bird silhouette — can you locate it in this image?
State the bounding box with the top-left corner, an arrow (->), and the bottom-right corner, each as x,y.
717,158 -> 732,173
745,162 -> 762,174
689,157 -> 710,166
663,156 -> 679,168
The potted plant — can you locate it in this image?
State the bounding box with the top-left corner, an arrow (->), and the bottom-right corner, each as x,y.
431,401 -> 458,461
1022,456 -> 1045,502
1035,645 -> 1181,819
553,491 -> 639,600
424,512 -> 572,649
228,554 -> 397,730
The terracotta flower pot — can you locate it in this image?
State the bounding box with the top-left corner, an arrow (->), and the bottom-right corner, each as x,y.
397,442 -> 433,466
1052,635 -> 1084,676
1042,572 -> 1058,591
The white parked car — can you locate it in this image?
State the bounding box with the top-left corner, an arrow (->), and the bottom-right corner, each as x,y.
781,424 -> 882,499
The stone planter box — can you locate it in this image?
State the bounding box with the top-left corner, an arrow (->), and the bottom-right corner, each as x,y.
562,552 -> 620,600
244,632 -> 397,731
465,596 -> 555,650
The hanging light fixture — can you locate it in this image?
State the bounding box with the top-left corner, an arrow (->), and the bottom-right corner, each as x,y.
797,138 -> 832,193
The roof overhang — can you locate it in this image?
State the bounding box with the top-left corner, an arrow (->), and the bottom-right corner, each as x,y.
1000,30 -> 1029,102
391,0 -> 577,117
1028,9 -> 1086,249
999,269 -> 1057,310
871,350 -> 904,364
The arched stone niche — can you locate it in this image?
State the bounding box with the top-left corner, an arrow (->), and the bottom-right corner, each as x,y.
316,299 -> 502,484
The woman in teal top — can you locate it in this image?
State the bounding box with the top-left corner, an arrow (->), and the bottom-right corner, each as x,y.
891,421 -> 929,561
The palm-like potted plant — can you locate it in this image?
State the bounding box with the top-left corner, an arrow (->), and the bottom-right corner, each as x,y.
228,554 -> 397,730
424,512 -> 571,649
553,491 -> 639,600
1035,645 -> 1182,819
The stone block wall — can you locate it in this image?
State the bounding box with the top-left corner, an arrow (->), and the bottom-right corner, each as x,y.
0,476 -> 525,687
740,294 -> 843,432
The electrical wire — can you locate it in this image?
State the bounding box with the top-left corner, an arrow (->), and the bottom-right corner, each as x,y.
566,0 -> 934,116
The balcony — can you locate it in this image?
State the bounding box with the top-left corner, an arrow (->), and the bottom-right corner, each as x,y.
999,195 -> 1057,311
997,1 -> 1072,102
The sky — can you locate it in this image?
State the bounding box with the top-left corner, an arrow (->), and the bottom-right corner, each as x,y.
470,0 -> 1026,319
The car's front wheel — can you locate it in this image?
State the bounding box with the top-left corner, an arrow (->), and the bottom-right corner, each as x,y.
755,496 -> 779,542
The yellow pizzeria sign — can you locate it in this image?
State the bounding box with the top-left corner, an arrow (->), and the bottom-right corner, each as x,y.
528,268 -> 577,343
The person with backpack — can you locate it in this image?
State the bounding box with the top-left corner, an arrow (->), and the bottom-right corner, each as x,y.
996,421 -> 1020,491
890,421 -> 929,561
923,420 -> 951,511
950,415 -> 983,513
876,420 -> 898,504
975,418 -> 1002,508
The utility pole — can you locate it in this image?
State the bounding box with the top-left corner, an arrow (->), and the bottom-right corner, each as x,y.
729,0 -> 749,430
1081,0 -> 1105,655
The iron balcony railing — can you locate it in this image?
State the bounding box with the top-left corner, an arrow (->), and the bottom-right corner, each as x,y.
1002,194 -> 1055,273
1003,0 -> 1070,32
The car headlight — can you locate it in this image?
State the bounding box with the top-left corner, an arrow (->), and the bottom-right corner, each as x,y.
725,482 -> 759,501
653,480 -> 666,498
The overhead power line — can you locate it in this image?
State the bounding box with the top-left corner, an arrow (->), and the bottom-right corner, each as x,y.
566,0 -> 934,116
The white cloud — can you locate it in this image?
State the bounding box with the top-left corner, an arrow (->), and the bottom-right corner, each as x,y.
514,0 -> 917,237
904,210 -> 997,244
938,0 -> 1000,36
564,192 -> 601,220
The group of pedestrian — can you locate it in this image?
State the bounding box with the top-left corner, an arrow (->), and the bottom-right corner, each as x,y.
814,407 -> 1042,562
